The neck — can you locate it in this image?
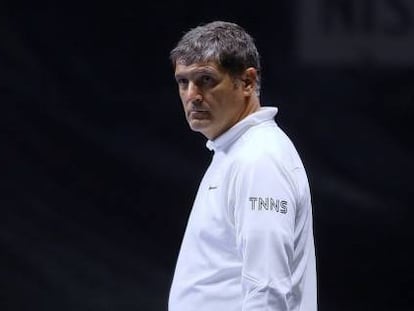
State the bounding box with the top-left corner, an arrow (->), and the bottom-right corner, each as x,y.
241,95 -> 261,119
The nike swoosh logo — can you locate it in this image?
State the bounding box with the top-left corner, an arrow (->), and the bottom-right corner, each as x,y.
208,186 -> 218,190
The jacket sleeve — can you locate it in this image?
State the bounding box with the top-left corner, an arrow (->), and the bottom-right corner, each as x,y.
230,153 -> 299,310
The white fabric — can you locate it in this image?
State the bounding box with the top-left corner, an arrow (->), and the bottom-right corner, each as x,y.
169,107 -> 317,311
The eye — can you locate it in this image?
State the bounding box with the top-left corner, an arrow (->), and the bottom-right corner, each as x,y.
199,75 -> 215,87
202,75 -> 211,83
176,78 -> 188,87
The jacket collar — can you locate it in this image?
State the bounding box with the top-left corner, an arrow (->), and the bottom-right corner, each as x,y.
206,107 -> 278,152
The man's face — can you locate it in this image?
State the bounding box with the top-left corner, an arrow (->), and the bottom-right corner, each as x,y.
174,61 -> 247,140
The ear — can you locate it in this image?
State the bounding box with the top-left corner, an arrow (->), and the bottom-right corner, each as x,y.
241,67 -> 257,96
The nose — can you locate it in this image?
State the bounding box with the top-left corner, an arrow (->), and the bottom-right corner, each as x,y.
187,81 -> 203,105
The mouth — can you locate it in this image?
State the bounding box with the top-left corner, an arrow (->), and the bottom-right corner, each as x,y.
188,109 -> 209,119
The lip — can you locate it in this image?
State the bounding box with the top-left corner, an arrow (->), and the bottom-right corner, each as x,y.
189,110 -> 209,119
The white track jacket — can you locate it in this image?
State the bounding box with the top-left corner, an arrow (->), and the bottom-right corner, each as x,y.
169,107 -> 317,311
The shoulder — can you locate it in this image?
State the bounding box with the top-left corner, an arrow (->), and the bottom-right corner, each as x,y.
231,122 -> 303,171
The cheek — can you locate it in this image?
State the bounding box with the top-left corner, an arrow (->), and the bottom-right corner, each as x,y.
181,101 -> 188,116
218,93 -> 238,111
178,90 -> 184,101
178,87 -> 187,99
210,90 -> 230,107
179,93 -> 187,107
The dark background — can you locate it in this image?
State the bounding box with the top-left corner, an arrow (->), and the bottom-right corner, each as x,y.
2,1 -> 413,310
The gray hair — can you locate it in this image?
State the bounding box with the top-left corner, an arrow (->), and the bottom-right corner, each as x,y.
170,21 -> 261,96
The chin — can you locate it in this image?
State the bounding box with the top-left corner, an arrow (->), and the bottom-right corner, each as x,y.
188,123 -> 209,137
189,119 -> 206,130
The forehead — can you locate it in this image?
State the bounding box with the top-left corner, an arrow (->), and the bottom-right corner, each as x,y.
174,61 -> 225,77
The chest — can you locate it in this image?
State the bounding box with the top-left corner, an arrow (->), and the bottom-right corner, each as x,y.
187,157 -> 237,249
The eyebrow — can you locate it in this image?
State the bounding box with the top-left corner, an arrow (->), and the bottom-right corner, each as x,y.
175,68 -> 218,80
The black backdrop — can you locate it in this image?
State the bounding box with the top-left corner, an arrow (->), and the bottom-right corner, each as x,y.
2,1 -> 413,310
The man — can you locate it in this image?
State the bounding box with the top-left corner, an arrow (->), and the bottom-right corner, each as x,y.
168,21 -> 317,311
